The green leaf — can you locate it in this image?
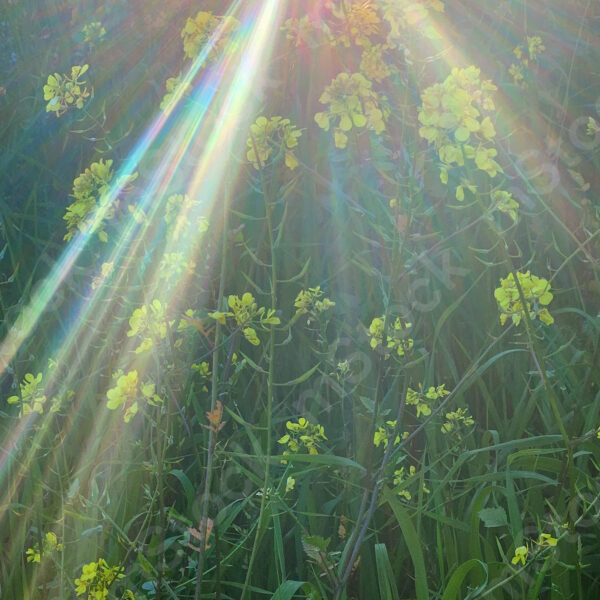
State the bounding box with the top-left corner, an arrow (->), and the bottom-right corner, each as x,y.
274,362 -> 320,386
383,487 -> 429,600
271,580 -> 305,600
441,559 -> 488,600
478,507 -> 508,528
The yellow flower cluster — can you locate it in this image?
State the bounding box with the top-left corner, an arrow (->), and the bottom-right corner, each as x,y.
64,159 -> 137,242
208,292 -> 280,346
294,286 -> 335,322
280,16 -> 317,47
380,0 -> 445,42
368,316 -> 413,357
8,372 -> 45,415
393,464 -> 430,500
82,22 -> 106,45
74,558 -> 124,599
164,193 -> 209,238
418,66 -> 500,183
278,417 -> 327,460
441,407 -> 474,437
127,300 -> 173,354
491,190 -> 520,222
494,271 -> 554,326
509,36 -> 545,88
106,369 -> 161,423
373,419 -> 407,447
43,64 -> 90,117
315,72 -> 388,149
159,73 -> 190,111
25,531 -> 63,563
360,43 -> 393,83
159,252 -> 196,282
511,532 -> 557,566
406,383 -> 449,418
181,11 -> 239,61
327,1 -> 381,47
246,116 -> 302,170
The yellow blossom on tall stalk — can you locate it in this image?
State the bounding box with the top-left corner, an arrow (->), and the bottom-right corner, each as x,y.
315,72 -> 389,149
510,36 -> 545,88
159,73 -> 190,111
181,11 -> 239,61
511,545 -> 528,566
126,299 -> 173,354
74,558 -> 124,599
278,417 -> 327,461
246,116 -> 302,170
63,159 -> 137,242
494,271 -> 554,326
82,21 -> 106,45
294,286 -> 335,323
106,369 -> 161,423
164,193 -> 209,238
327,1 -> 381,47
406,383 -> 449,418
393,464 -> 430,500
368,315 -> 413,357
373,420 -> 407,447
360,44 -> 393,82
7,372 -> 45,416
208,292 -> 280,346
441,408 -> 475,438
25,531 -> 63,563
43,64 -> 90,116
418,66 -> 500,183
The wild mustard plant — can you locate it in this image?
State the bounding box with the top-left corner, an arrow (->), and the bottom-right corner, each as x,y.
406,383 -> 449,418
164,193 -> 209,238
494,271 -> 554,326
82,22 -> 106,45
511,545 -> 529,566
246,116 -> 302,170
393,464 -> 430,500
360,44 -> 393,82
74,558 -> 124,598
126,300 -> 173,354
106,369 -> 161,423
373,420 -> 406,447
278,417 -> 327,460
368,315 -> 413,357
418,66 -> 500,188
64,159 -> 137,242
159,74 -> 190,111
43,64 -> 90,116
181,11 -> 239,61
25,531 -> 63,563
7,372 -> 45,416
315,72 -> 388,149
509,36 -> 545,88
491,189 -> 520,222
294,286 -> 335,323
441,408 -> 475,438
208,292 -> 280,346
327,1 -> 381,47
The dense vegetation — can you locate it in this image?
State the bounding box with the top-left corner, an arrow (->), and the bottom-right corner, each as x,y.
1,1 -> 600,598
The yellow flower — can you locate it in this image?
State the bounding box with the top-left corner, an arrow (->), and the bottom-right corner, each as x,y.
537,533 -> 558,547
368,316 -> 413,358
82,21 -> 106,45
246,116 -> 302,170
160,73 -> 190,111
315,72 -> 389,149
511,545 -> 528,566
278,417 -> 327,461
285,476 -> 295,492
494,271 -> 554,327
418,66 -> 500,184
7,372 -> 46,417
181,11 -> 239,61
43,64 -> 90,117
126,300 -> 173,354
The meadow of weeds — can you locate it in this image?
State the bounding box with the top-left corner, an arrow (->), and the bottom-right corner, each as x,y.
1,1 -> 600,598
